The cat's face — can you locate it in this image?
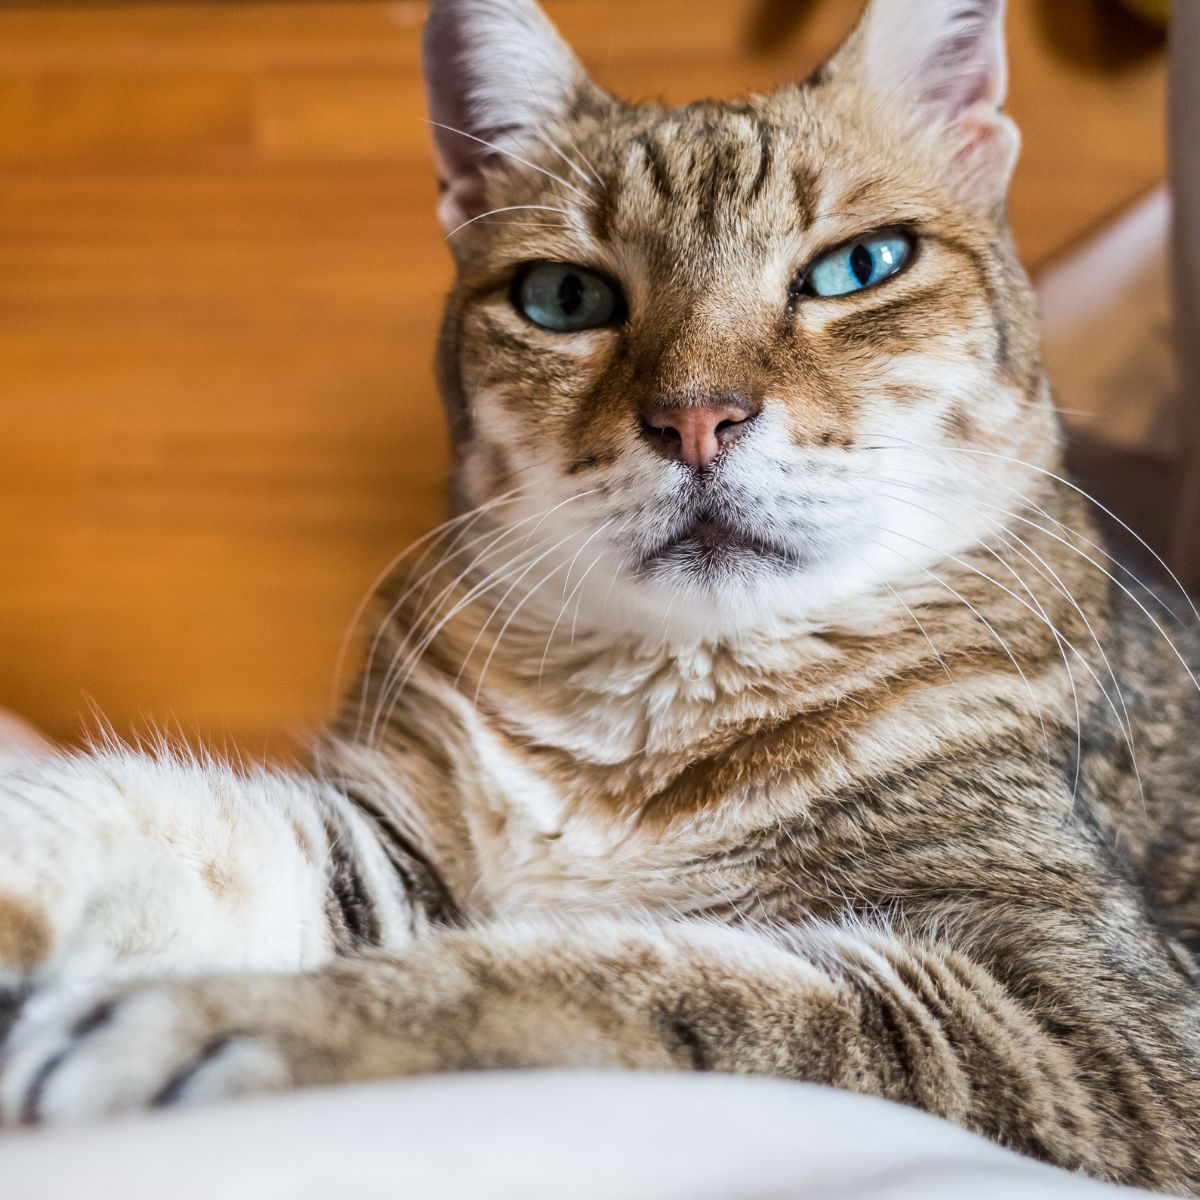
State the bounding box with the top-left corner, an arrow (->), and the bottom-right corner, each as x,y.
425,0 -> 1056,639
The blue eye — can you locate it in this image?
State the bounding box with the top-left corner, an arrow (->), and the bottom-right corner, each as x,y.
803,232 -> 915,298
513,262 -> 623,331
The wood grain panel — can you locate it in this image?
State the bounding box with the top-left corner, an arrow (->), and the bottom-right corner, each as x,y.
0,0 -> 1167,751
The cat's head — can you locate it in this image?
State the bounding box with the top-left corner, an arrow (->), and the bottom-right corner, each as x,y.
422,0 -> 1056,641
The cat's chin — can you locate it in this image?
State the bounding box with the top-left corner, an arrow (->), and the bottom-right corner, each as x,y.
636,517 -> 806,584
588,548 -> 874,648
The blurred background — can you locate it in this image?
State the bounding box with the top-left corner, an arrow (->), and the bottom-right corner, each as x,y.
0,0 -> 1170,755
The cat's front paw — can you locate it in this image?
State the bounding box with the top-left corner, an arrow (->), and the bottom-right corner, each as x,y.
0,982 -> 295,1125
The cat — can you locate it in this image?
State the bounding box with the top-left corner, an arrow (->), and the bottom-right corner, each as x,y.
2,0 -> 1199,1191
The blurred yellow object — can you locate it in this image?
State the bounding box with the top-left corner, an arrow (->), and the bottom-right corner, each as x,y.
1119,0 -> 1170,27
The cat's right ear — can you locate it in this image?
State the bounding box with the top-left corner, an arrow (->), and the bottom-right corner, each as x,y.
826,0 -> 1019,209
423,0 -> 602,234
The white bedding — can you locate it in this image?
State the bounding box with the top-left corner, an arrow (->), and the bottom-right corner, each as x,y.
0,1072 -> 1169,1199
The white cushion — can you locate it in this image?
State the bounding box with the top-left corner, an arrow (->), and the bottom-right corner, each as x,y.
0,1072 -> 1165,1199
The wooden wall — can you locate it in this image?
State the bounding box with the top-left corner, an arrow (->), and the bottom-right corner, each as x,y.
0,0 -> 1167,753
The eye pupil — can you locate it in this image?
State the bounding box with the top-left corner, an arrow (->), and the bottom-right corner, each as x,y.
850,243 -> 874,286
513,263 -> 622,331
800,231 -> 915,300
558,272 -> 584,316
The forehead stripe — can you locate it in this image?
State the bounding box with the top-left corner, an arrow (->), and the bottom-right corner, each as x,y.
632,131 -> 674,202
792,163 -> 820,232
746,123 -> 774,203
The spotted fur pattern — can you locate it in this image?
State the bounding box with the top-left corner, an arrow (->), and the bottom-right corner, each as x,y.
3,0 -> 1200,1193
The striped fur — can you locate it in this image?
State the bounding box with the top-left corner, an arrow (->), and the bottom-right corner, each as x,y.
3,0 -> 1200,1192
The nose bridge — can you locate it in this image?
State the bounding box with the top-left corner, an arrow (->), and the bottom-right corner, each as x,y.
639,286 -> 758,412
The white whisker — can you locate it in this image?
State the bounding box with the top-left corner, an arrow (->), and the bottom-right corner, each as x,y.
446,204 -> 576,240
470,532 -> 597,704
428,120 -> 590,200
369,486 -> 602,720
888,510 -> 1146,810
539,534 -> 613,683
867,530 -> 1052,759
868,436 -> 1200,625
347,486 -> 534,738
368,490 -> 602,739
870,480 -> 1140,807
458,525 -> 592,700
368,539 -> 546,743
881,580 -> 953,682
872,458 -> 1181,625
533,131 -> 598,187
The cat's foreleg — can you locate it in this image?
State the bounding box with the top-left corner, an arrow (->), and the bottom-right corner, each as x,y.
0,750 -> 418,1010
3,916 -> 1193,1191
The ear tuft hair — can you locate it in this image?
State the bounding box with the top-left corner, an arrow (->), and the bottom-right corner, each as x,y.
873,2 -> 1007,117
830,0 -> 1018,207
423,0 -> 602,233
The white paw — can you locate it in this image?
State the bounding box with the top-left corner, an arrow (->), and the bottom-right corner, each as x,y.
0,984 -> 292,1126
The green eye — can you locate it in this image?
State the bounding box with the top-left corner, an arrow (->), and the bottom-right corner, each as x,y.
513,262 -> 623,331
802,231 -> 916,299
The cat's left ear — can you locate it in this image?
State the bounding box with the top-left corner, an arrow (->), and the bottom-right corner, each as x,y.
422,0 -> 606,234
830,0 -> 1019,208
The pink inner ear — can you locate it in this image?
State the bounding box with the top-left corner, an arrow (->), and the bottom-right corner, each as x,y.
921,43 -> 1005,123
423,4 -> 506,194
884,1 -> 1007,125
947,101 -> 1019,206
956,105 -> 1002,161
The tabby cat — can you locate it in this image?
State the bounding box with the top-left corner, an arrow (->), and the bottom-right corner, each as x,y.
2,0 -> 1199,1191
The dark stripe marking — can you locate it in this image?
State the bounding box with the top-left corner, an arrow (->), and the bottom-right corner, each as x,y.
322,812 -> 383,951
633,132 -> 673,202
20,1000 -> 117,1125
668,1016 -> 711,1072
152,1034 -> 242,1108
344,789 -> 464,930
792,163 -> 820,231
747,123 -> 774,202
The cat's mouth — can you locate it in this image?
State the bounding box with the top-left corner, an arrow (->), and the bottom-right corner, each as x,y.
637,510 -> 801,578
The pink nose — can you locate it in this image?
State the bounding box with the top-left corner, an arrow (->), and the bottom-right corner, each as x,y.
641,397 -> 760,470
